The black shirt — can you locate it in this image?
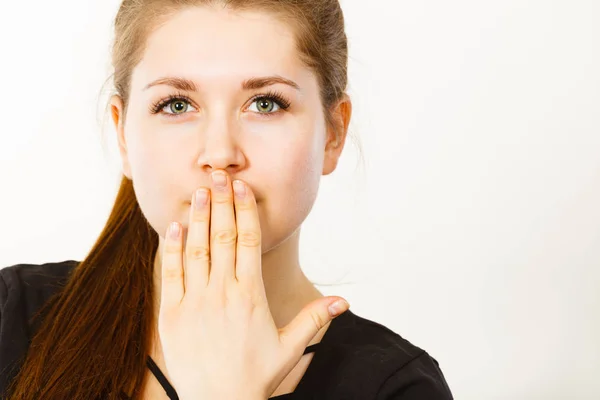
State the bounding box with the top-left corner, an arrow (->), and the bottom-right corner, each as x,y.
0,261 -> 453,399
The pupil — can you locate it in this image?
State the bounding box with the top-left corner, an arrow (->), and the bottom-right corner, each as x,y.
173,102 -> 185,113
259,100 -> 272,112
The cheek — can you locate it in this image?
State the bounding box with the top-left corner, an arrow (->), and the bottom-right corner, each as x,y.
131,160 -> 182,237
257,132 -> 324,249
261,127 -> 322,195
126,116 -> 192,188
126,128 -> 190,236
286,146 -> 321,194
128,133 -> 178,194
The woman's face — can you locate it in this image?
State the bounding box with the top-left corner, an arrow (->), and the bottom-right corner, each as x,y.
111,6 -> 349,252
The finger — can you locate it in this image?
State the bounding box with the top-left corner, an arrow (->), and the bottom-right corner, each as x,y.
279,297 -> 349,358
160,222 -> 185,312
232,180 -> 263,294
208,170 -> 236,287
184,188 -> 211,298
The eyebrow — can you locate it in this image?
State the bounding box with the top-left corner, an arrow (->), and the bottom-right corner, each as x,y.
143,75 -> 301,92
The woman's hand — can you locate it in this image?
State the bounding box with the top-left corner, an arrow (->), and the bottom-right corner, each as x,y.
158,170 -> 350,400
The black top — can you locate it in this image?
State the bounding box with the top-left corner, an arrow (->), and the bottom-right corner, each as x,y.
0,261 -> 453,399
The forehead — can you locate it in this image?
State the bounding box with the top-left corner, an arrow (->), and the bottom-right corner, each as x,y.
133,7 -> 304,90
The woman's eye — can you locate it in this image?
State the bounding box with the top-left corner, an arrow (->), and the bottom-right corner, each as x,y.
164,100 -> 196,115
248,98 -> 281,114
155,95 -> 287,118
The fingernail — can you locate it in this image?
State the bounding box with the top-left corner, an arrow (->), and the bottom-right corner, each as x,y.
169,222 -> 180,240
233,180 -> 246,198
328,300 -> 349,317
212,171 -> 227,189
194,189 -> 208,209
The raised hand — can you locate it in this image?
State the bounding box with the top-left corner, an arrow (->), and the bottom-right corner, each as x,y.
157,170 -> 350,400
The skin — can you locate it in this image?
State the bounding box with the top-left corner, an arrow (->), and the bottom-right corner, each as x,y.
110,5 -> 352,398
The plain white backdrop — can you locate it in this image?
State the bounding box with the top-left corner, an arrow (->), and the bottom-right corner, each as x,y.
1,1 -> 598,399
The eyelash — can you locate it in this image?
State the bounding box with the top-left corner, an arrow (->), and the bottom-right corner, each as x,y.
148,90 -> 292,119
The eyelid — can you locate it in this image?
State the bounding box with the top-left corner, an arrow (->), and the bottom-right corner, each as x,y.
248,90 -> 291,110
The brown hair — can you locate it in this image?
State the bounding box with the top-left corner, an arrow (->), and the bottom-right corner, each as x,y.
7,1 -> 355,398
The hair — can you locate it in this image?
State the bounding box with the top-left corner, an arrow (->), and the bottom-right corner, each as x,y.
7,1 -> 357,398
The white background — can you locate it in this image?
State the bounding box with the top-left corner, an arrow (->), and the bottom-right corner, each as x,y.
1,1 -> 599,398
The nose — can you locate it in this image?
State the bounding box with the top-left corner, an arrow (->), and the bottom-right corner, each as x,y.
195,116 -> 245,174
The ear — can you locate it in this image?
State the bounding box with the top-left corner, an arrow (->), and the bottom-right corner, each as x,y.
322,93 -> 352,176
110,95 -> 132,180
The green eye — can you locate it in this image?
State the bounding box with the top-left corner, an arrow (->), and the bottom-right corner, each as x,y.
169,100 -> 189,114
150,95 -> 197,118
257,98 -> 276,113
249,97 -> 282,114
151,92 -> 290,119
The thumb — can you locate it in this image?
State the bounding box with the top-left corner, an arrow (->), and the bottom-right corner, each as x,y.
279,297 -> 349,354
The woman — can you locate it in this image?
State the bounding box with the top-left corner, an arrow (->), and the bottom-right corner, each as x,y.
0,1 -> 453,399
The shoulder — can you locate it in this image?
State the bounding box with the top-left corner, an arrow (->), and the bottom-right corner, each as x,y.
0,259 -> 79,331
0,259 -> 79,329
0,260 -> 78,317
0,259 -> 78,289
316,310 -> 453,399
0,260 -> 79,345
0,260 -> 79,397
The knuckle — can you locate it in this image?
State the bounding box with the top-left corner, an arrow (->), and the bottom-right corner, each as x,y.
237,230 -> 261,247
186,245 -> 210,260
211,229 -> 237,245
227,291 -> 257,312
310,312 -> 327,331
206,284 -> 228,305
191,213 -> 210,222
235,202 -> 254,211
212,195 -> 232,204
164,242 -> 182,253
163,266 -> 183,281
